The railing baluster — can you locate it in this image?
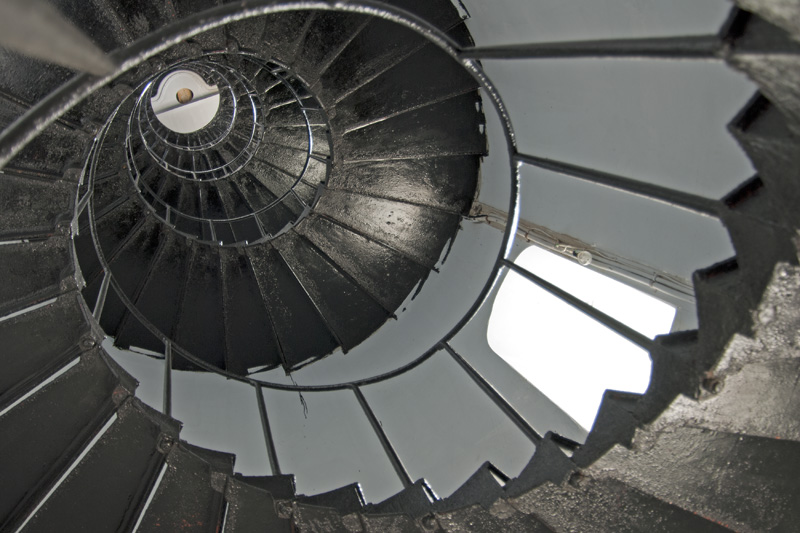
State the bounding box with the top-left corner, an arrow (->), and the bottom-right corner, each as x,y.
162,342 -> 172,417
93,271 -> 111,321
460,35 -> 723,61
502,260 -> 654,351
515,153 -> 721,217
440,342 -> 543,445
351,385 -> 413,488
255,385 -> 281,476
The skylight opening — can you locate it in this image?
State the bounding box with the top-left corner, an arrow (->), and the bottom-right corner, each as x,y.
487,246 -> 676,431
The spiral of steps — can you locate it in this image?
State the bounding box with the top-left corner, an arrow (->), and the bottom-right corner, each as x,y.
1,0 -> 800,532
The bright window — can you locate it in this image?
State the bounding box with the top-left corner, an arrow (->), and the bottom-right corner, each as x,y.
488,246 -> 676,430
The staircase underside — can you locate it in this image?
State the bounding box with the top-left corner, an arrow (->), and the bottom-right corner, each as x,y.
1,1 -> 800,532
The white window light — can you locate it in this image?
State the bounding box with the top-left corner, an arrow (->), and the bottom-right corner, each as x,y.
487,246 -> 676,431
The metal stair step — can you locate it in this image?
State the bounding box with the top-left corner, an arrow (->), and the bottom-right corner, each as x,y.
340,92 -> 485,162
510,475 -> 732,533
0,350 -> 127,531
593,425 -> 800,532
18,398 -> 180,532
247,243 -> 339,371
325,156 -> 480,216
224,476 -> 292,533
296,213 -> 429,313
272,231 -> 392,352
313,189 -> 463,270
0,293 -> 89,408
219,247 -> 284,375
295,483 -> 365,515
0,237 -> 70,317
135,442 -> 232,532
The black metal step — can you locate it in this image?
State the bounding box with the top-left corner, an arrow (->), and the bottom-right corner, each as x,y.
224,476 -> 293,533
219,246 -> 284,374
0,350 -> 126,531
435,462 -> 506,513
296,213 -> 430,313
326,156 -> 480,216
340,91 -> 485,161
173,244 -> 226,370
102,217 -> 166,341
0,238 -> 70,317
295,483 -> 365,515
293,12 -> 370,84
513,475 -> 731,533
234,473 -> 296,500
332,42 -> 479,134
367,479 -> 435,517
314,18 -> 426,106
135,442 -> 232,532
504,433 -> 575,499
254,11 -> 315,65
246,244 -> 339,370
272,231 -> 392,352
0,173 -> 74,241
313,188 -> 463,269
18,398 -> 179,533
0,293 -> 89,409
113,232 -> 190,355
597,426 -> 800,532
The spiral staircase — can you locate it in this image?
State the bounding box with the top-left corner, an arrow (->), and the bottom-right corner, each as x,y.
1,0 -> 800,531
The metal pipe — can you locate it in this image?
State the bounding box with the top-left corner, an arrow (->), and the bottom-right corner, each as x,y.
351,385 -> 413,488
460,35 -> 724,61
440,343 -> 542,445
255,385 -> 281,475
502,260 -> 654,351
515,153 -> 721,217
162,342 -> 172,417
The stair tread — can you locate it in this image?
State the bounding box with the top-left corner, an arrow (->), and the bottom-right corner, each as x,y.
367,480 -> 434,517
594,424 -> 800,532
224,477 -> 292,533
0,174 -> 73,240
136,442 -> 229,532
327,156 -> 479,216
234,474 -> 296,500
333,43 -> 479,134
0,350 -> 121,531
19,399 -> 178,532
247,244 -> 339,370
297,214 -> 429,313
296,483 -> 365,515
273,231 -> 391,352
0,293 -> 89,405
511,475 -> 732,533
340,92 -> 485,161
173,245 -> 226,370
313,188 -> 462,269
0,238 -> 69,316
220,247 -> 284,374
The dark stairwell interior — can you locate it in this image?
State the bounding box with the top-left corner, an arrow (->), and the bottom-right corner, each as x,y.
1,1 -> 800,532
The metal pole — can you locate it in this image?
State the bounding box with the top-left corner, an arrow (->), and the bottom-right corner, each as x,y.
162,342 -> 172,417
351,385 -> 413,488
440,343 -> 542,445
460,35 -> 723,61
515,153 -> 721,217
255,385 -> 281,475
502,260 -> 654,351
